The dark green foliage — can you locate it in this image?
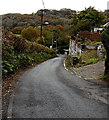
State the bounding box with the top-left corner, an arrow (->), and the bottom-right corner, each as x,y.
102,26 -> 109,77
70,7 -> 105,35
2,61 -> 14,75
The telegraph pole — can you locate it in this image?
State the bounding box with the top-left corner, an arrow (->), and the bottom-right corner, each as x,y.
40,9 -> 48,45
40,0 -> 46,45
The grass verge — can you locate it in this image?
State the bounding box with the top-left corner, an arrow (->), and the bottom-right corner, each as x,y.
100,75 -> 109,82
65,50 -> 104,68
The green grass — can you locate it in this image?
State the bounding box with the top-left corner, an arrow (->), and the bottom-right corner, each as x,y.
84,40 -> 102,45
15,34 -> 22,37
100,75 -> 109,83
65,50 -> 104,68
95,42 -> 102,44
81,50 -> 98,61
84,58 -> 100,65
76,50 -> 101,67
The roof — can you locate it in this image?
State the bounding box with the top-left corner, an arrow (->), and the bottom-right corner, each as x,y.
103,22 -> 109,27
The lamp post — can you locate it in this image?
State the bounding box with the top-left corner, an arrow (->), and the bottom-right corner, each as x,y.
54,40 -> 57,54
40,9 -> 49,45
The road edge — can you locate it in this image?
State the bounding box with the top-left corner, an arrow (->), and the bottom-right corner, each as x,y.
63,58 -> 108,105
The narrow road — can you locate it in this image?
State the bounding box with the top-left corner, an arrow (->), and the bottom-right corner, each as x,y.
8,56 -> 108,118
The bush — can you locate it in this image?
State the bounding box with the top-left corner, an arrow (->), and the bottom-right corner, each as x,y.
16,54 -> 34,67
12,26 -> 23,34
85,58 -> 100,65
2,41 -> 14,61
2,29 -> 56,77
100,75 -> 109,81
21,26 -> 38,42
65,55 -> 71,68
2,61 -> 14,75
102,26 -> 109,76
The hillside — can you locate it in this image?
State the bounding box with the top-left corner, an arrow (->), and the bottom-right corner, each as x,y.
2,29 -> 56,77
2,9 -> 76,28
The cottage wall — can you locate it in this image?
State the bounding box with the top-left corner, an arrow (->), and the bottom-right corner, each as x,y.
69,40 -> 81,56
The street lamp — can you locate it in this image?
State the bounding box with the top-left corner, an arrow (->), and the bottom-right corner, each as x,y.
44,22 -> 49,25
54,40 -> 57,54
40,9 -> 48,45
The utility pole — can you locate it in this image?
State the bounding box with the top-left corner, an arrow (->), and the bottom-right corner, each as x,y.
54,39 -> 57,54
40,0 -> 46,45
40,9 -> 48,45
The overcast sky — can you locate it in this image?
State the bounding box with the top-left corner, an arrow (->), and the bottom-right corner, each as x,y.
1,0 -> 109,15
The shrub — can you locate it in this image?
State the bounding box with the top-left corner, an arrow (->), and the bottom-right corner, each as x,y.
2,41 -> 14,61
100,75 -> 109,81
2,29 -> 56,77
21,26 -> 38,42
85,58 -> 100,65
2,61 -> 14,75
102,26 -> 109,76
12,26 -> 23,34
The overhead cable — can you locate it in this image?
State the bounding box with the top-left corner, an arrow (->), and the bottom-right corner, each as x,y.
42,0 -> 45,9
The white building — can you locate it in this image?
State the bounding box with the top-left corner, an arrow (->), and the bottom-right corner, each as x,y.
94,28 -> 104,32
94,22 -> 109,33
69,39 -> 81,56
103,22 -> 109,28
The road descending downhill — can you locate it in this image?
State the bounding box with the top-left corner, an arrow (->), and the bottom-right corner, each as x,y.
8,56 -> 108,118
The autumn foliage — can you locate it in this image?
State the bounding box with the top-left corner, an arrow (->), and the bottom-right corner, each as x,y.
2,29 -> 56,77
21,26 -> 39,42
12,26 -> 23,34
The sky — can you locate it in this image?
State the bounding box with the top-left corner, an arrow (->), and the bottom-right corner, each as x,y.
1,0 -> 109,15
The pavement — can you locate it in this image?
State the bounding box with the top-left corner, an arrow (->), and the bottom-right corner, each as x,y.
7,56 -> 108,118
72,61 -> 105,81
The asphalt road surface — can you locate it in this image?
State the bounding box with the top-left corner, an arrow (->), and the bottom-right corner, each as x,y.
8,56 -> 108,118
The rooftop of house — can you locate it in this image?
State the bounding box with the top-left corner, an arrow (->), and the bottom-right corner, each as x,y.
103,22 -> 109,27
94,22 -> 109,32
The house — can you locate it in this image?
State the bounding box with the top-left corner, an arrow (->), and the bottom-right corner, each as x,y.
94,22 -> 109,33
103,22 -> 109,28
94,28 -> 104,33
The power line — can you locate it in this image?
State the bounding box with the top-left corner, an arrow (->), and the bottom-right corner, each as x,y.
40,0 -> 47,45
42,0 -> 45,9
